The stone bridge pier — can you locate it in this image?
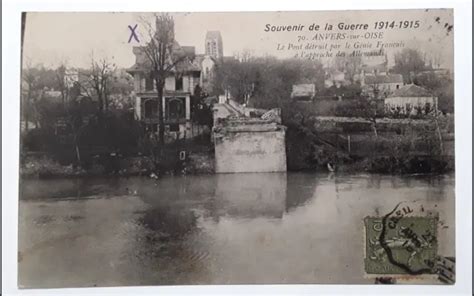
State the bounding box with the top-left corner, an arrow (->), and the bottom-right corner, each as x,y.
212,101 -> 287,173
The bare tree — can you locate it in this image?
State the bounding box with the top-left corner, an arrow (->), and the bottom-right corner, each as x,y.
236,49 -> 255,63
79,53 -> 116,114
55,61 -> 69,109
22,60 -> 40,131
140,13 -> 190,145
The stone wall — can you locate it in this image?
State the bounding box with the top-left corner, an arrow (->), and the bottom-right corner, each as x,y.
214,129 -> 287,173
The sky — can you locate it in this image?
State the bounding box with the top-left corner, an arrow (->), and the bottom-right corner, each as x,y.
23,9 -> 454,70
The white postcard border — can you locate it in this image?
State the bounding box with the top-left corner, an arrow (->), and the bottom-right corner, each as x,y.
2,0 -> 472,295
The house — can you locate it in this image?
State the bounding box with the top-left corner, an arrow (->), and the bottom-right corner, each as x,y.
361,74 -> 403,99
353,54 -> 389,82
384,84 -> 438,115
324,69 -> 349,88
416,68 -> 452,81
291,84 -> 316,101
197,31 -> 237,93
196,54 -> 217,92
359,61 -> 388,77
42,89 -> 62,101
360,54 -> 389,75
64,69 -> 79,88
127,43 -> 201,139
127,30 -> 234,140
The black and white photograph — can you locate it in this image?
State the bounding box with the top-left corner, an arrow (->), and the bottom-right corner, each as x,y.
4,6 -> 469,292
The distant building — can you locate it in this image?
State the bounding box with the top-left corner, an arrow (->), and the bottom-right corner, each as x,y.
42,89 -> 62,100
360,54 -> 389,75
416,68 -> 452,79
324,69 -> 349,88
197,31 -> 237,93
197,55 -> 217,92
353,54 -> 389,82
291,84 -> 316,101
205,31 -> 224,59
64,69 -> 79,88
362,74 -> 404,99
384,84 -> 438,115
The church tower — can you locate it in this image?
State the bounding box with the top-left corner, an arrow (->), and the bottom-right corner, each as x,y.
205,31 -> 223,59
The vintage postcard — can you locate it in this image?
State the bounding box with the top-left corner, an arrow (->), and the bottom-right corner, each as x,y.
18,9 -> 455,288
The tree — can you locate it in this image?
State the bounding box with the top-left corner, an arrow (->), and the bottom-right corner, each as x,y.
213,55 -> 325,110
55,62 -> 69,109
22,63 -> 38,131
79,54 -> 116,114
361,98 -> 381,137
392,48 -> 427,83
109,70 -> 134,97
413,71 -> 454,114
140,13 -> 190,146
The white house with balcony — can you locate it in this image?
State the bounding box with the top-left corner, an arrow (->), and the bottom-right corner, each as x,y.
127,44 -> 202,140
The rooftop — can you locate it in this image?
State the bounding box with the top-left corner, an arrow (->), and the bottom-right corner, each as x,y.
365,74 -> 403,85
128,44 -> 199,74
291,84 -> 316,98
388,84 -> 433,98
361,62 -> 387,74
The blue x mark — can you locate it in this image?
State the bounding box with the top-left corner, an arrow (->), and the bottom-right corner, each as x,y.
128,24 -> 139,43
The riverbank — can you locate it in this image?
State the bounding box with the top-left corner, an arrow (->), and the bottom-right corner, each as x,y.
285,115 -> 455,174
20,151 -> 215,179
20,152 -> 454,179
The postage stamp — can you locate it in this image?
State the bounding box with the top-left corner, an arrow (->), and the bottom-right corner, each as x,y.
364,204 -> 438,275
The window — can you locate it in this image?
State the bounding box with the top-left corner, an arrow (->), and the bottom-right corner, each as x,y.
176,75 -> 183,91
169,123 -> 179,132
145,76 -> 154,91
166,97 -> 185,120
144,99 -> 158,118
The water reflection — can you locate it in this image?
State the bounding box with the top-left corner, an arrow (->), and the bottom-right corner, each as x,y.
18,173 -> 455,287
285,172 -> 318,212
212,173 -> 288,219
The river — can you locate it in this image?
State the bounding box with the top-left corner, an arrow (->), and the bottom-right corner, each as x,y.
18,172 -> 455,288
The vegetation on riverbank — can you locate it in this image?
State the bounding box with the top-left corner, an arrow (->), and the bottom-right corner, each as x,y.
284,114 -> 454,174
21,135 -> 215,179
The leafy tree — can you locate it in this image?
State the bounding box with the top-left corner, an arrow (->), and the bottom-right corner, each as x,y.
213,55 -> 325,111
414,71 -> 454,114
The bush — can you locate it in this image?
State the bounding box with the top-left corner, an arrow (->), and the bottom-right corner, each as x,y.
20,155 -> 84,178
